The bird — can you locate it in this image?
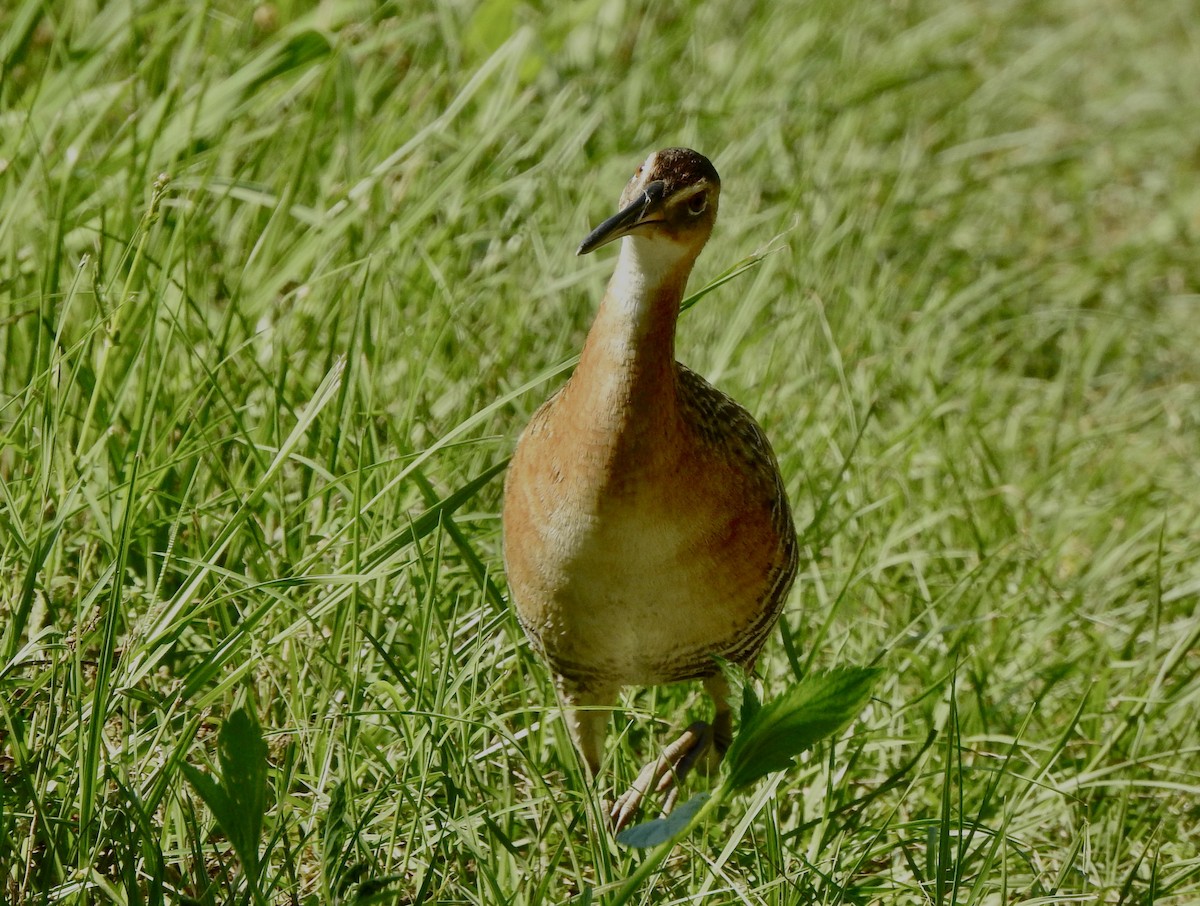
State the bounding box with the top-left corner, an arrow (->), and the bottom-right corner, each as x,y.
502,148 -> 798,830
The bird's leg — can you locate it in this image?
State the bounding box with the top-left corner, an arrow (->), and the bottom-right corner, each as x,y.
557,679 -> 616,777
707,672 -> 734,756
610,673 -> 735,831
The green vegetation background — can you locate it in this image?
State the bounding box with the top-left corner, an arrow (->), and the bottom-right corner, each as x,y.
1,0 -> 1198,902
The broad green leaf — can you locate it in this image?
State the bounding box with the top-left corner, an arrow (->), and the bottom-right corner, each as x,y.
615,792 -> 711,849
217,706 -> 269,879
722,667 -> 880,792
181,761 -> 230,824
182,707 -> 269,891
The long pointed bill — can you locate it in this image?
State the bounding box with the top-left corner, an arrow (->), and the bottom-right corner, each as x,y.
576,180 -> 667,255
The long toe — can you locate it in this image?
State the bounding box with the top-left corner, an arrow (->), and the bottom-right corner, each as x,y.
610,721 -> 713,832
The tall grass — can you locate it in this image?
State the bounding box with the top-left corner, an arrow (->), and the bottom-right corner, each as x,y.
2,0 -> 1198,902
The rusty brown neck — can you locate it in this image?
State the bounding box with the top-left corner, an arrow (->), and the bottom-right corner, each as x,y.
566,235 -> 699,474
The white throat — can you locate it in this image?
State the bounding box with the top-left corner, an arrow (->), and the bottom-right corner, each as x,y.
607,234 -> 687,320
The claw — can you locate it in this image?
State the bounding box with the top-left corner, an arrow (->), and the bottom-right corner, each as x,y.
610,721 -> 714,831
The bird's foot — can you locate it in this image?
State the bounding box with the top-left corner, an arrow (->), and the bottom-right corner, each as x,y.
610,720 -> 713,832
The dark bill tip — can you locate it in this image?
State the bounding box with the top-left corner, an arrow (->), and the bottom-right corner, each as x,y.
576,180 -> 667,256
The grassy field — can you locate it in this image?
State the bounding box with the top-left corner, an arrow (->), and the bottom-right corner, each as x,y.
2,0 -> 1199,902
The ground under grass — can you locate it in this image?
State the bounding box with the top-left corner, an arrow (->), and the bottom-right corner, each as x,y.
2,0 -> 1199,903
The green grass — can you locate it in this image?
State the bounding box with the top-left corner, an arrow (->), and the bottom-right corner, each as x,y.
2,0 -> 1199,902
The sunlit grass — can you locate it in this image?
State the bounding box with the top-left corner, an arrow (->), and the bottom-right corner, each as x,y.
2,0 -> 1199,903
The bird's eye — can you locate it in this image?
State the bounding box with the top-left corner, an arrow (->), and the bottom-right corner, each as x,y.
687,193 -> 708,215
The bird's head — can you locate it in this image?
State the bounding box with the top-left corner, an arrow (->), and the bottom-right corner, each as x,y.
577,148 -> 721,258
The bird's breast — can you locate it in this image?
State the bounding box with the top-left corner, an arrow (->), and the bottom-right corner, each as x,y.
502,397 -> 784,685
